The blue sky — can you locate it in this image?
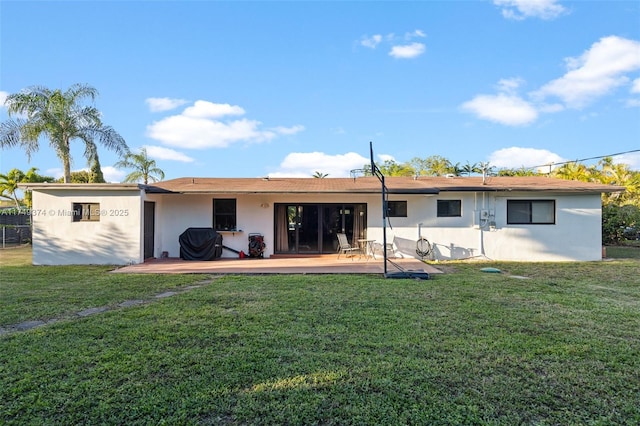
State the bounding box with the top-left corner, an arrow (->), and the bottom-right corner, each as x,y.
1,0 -> 639,182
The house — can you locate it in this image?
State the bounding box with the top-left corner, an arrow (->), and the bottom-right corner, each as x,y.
20,175 -> 623,265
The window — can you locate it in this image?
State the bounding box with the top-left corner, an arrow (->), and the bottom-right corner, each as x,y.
386,201 -> 407,217
507,200 -> 555,224
72,203 -> 100,222
437,200 -> 461,217
213,198 -> 237,231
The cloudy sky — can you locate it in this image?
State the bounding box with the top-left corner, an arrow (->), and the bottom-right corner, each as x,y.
1,0 -> 639,182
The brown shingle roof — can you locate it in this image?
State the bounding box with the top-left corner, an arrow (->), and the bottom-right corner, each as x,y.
144,176 -> 623,194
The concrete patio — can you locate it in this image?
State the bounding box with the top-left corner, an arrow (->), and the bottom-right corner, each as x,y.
113,255 -> 443,276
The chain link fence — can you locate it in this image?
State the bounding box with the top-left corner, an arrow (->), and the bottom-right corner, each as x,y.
1,210 -> 32,248
1,225 -> 32,248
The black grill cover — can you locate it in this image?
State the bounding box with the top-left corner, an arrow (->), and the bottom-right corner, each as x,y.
179,228 -> 223,261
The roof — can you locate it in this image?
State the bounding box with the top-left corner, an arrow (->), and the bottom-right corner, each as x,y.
143,176 -> 624,195
18,176 -> 623,195
18,183 -> 142,191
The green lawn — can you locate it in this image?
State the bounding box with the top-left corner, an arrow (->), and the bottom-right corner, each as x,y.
1,246 -> 639,425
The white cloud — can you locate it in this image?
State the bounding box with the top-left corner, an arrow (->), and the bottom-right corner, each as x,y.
389,42 -> 426,59
183,100 -> 245,118
142,145 -> 194,163
269,125 -> 305,135
489,147 -> 566,171
146,100 -> 304,149
496,77 -> 525,94
405,29 -> 426,40
360,31 -> 426,59
45,168 -> 63,179
102,166 -> 126,183
461,93 -> 538,126
361,34 -> 383,49
626,99 -> 640,108
145,97 -> 189,112
493,0 -> 567,20
270,152 -> 370,177
534,36 -> 640,108
378,154 -> 396,162
462,36 -> 640,125
616,152 -> 640,170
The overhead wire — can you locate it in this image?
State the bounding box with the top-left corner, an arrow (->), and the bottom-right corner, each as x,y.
528,148 -> 640,171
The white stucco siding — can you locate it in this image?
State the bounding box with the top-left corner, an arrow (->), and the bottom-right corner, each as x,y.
148,190 -> 603,262
484,193 -> 603,261
365,192 -> 603,261
149,193 -> 280,259
150,193 -> 379,259
31,189 -> 143,265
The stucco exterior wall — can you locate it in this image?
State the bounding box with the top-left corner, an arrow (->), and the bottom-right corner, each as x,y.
26,180 -> 606,264
31,189 -> 143,265
146,192 -> 378,259
365,191 -> 603,261
147,190 -> 603,262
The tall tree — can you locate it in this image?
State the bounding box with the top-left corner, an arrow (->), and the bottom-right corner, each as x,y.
89,152 -> 106,183
114,147 -> 165,184
378,160 -> 416,177
553,161 -> 594,182
597,157 -> 640,206
57,170 -> 92,183
0,84 -> 128,183
423,155 -> 454,176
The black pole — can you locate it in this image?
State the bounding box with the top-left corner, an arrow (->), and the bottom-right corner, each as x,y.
370,141 -> 388,276
381,174 -> 387,276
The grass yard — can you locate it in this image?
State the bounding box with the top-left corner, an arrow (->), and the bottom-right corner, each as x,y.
1,246 -> 639,425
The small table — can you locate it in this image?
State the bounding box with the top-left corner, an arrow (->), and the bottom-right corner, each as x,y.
357,239 -> 376,260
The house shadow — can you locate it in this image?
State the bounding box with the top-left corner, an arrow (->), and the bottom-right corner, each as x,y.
431,243 -> 474,260
32,223 -> 139,265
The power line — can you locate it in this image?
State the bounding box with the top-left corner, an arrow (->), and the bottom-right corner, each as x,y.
529,148 -> 640,171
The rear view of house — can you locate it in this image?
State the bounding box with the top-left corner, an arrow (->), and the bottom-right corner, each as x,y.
22,176 -> 623,265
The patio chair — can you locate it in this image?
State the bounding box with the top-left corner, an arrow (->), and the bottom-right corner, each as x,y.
336,233 -> 361,259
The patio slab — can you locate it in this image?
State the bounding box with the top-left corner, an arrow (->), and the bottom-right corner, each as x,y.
112,255 -> 442,275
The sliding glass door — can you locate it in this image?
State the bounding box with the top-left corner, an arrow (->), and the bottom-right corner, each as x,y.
275,203 -> 366,254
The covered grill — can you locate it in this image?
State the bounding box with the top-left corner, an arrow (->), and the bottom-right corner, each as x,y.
179,227 -> 223,261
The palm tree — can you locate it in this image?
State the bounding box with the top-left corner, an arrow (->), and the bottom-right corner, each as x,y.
423,155 -> 454,176
461,161 -> 479,176
312,171 -> 329,178
0,169 -> 25,209
114,147 -> 165,184
0,167 -> 55,208
0,84 -> 129,183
